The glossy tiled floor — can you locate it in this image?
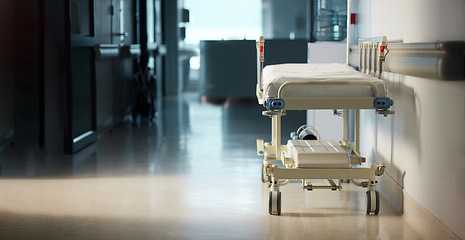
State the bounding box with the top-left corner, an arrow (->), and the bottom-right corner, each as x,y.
0,93 -> 425,239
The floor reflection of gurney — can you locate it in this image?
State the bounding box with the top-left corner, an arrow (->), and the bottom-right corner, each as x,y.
256,36 -> 393,215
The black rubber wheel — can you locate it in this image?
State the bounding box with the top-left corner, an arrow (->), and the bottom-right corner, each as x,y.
268,191 -> 273,215
366,191 -> 371,215
268,191 -> 281,215
366,191 -> 380,215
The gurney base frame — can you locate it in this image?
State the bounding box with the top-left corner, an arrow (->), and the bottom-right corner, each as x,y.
258,109 -> 384,216
265,164 -> 381,216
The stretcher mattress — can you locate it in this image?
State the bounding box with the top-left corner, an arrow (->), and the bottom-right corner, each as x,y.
287,140 -> 351,168
262,63 -> 388,99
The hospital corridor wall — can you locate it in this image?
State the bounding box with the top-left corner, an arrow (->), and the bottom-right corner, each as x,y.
0,0 -> 138,153
356,0 -> 465,238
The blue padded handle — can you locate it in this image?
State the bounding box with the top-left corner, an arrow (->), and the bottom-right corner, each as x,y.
373,98 -> 394,109
264,99 -> 285,110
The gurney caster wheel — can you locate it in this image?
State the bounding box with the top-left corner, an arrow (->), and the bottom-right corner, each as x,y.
269,191 -> 281,215
366,191 -> 380,215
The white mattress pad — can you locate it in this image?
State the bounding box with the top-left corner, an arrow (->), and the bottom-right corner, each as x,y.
262,63 -> 388,99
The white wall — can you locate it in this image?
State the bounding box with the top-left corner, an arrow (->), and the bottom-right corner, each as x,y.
308,42 -> 347,64
306,42 -> 347,142
357,0 -> 465,238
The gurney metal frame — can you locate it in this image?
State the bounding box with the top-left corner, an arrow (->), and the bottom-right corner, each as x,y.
256,35 -> 394,215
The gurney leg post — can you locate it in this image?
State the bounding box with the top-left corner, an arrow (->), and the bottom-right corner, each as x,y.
342,109 -> 348,144
271,112 -> 282,158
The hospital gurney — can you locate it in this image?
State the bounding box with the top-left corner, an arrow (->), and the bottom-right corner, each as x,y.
256,36 -> 394,215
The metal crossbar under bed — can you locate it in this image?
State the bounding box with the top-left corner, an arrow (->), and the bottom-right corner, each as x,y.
255,35 -> 395,215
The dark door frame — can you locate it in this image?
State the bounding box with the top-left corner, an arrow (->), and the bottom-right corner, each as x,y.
64,0 -> 97,154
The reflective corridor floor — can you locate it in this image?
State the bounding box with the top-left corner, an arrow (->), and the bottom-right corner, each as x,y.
0,93 -> 425,239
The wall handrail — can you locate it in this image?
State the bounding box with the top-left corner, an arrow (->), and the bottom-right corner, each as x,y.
385,41 -> 465,80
